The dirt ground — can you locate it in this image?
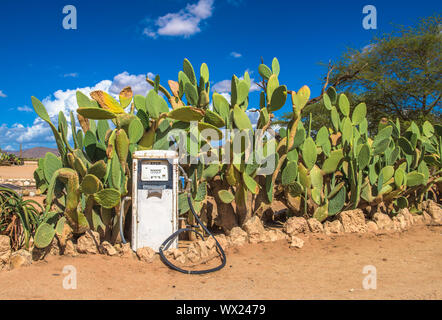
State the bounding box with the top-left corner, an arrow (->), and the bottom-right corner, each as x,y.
1,164 -> 441,300
0,225 -> 441,300
0,164 -> 37,179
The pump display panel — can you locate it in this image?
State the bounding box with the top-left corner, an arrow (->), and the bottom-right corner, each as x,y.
140,160 -> 169,182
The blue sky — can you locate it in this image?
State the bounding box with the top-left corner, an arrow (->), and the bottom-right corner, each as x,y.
0,0 -> 439,150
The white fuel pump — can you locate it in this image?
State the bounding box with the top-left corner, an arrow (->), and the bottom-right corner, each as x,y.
131,150 -> 179,252
120,149 -> 226,274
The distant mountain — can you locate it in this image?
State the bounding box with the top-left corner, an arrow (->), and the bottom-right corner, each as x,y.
3,147 -> 59,159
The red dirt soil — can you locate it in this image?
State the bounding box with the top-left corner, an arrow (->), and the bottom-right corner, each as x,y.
1,225 -> 441,300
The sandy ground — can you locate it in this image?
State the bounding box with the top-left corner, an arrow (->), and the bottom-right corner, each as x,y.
0,225 -> 441,300
0,164 -> 37,179
1,164 -> 441,300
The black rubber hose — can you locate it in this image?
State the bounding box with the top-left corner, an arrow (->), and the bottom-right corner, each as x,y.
158,191 -> 227,274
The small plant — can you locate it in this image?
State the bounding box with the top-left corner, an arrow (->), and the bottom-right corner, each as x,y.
0,152 -> 23,166
0,187 -> 42,250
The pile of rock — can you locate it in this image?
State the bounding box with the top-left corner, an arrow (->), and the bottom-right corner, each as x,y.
0,200 -> 440,271
281,200 -> 442,249
0,178 -> 36,187
0,178 -> 38,197
0,235 -> 11,271
1,235 -> 33,271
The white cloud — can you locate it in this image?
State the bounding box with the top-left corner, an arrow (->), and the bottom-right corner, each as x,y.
212,74 -> 262,94
109,71 -> 153,96
143,0 -> 214,38
0,119 -> 53,150
230,52 -> 242,58
143,28 -> 157,38
63,72 -> 79,78
0,71 -> 154,150
246,109 -> 260,129
361,43 -> 376,54
212,80 -> 231,93
0,90 -> 6,98
41,80 -> 112,118
17,105 -> 33,112
208,92 -> 259,128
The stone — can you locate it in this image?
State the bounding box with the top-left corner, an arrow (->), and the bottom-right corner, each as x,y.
176,255 -> 186,264
100,241 -> 117,256
170,248 -> 184,259
243,216 -> 266,243
399,208 -> 413,226
289,236 -> 304,249
373,212 -> 395,231
423,200 -> 442,223
337,209 -> 367,233
214,234 -> 229,250
412,214 -> 425,225
263,229 -> 287,242
323,220 -> 344,235
165,248 -> 186,264
64,240 -> 78,257
77,231 -> 100,254
29,192 -> 36,197
31,246 -> 47,261
195,240 -> 210,258
49,238 -> 60,256
366,221 -> 379,233
186,244 -> 201,263
392,211 -> 410,231
167,248 -> 186,264
205,237 -> 216,250
307,218 -> 324,233
9,249 -> 32,270
186,251 -> 200,263
276,229 -> 288,240
23,181 -> 30,186
136,246 -> 155,262
114,243 -> 122,252
283,217 -> 309,235
422,211 -> 433,224
228,227 -> 248,246
0,235 -> 11,271
121,243 -> 136,259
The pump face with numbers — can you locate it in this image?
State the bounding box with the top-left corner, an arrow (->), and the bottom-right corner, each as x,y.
131,151 -> 179,252
141,160 -> 169,181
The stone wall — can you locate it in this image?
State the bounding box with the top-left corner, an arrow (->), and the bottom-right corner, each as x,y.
1,200 -> 441,271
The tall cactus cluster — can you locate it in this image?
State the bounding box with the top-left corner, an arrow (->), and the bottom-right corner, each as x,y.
268,85 -> 442,222
30,58 -> 442,248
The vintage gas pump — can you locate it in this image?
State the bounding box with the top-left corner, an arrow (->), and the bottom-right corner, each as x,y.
129,150 -> 179,252
120,150 -> 226,274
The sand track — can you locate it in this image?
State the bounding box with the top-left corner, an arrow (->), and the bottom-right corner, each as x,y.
0,225 -> 441,300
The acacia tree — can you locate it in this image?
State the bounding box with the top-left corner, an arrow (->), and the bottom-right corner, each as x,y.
278,15 -> 442,133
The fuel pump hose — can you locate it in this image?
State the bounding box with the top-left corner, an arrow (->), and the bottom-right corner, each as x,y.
158,166 -> 227,274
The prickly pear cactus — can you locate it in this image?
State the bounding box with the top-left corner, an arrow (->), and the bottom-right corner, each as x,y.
29,57 -> 442,247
